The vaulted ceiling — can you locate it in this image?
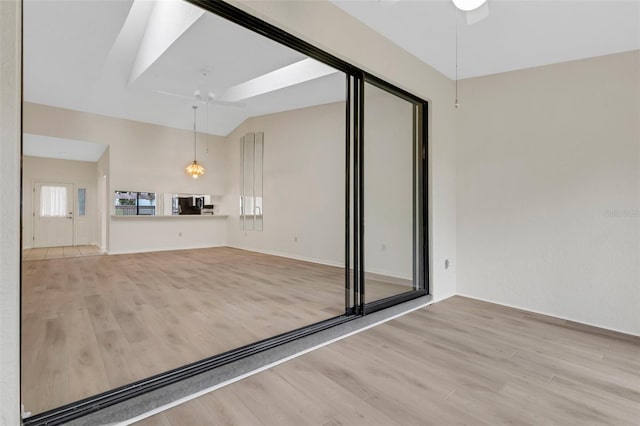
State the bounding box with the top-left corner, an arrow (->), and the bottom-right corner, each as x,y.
23,0 -> 346,139
24,0 -> 639,152
331,0 -> 640,80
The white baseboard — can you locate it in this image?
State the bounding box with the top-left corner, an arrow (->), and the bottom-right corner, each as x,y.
228,245 -> 345,268
227,245 -> 413,283
456,293 -> 640,338
107,243 -> 226,256
364,267 -> 412,282
431,293 -> 456,303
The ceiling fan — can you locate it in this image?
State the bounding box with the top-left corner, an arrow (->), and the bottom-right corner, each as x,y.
453,0 -> 489,25
156,89 -> 247,109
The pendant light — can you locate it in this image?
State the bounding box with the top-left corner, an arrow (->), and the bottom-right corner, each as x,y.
185,105 -> 206,179
452,0 -> 486,11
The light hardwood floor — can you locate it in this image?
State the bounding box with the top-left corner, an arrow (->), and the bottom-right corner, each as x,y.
135,296 -> 640,426
21,247 -> 410,414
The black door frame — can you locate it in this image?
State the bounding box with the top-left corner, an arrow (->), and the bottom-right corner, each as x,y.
22,1 -> 429,424
353,75 -> 429,316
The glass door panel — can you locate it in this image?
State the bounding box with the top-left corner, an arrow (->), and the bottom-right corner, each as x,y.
363,81 -> 417,304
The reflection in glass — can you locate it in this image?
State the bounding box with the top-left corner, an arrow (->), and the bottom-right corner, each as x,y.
22,0 -> 347,416
363,82 -> 416,303
114,191 -> 156,216
165,193 -> 214,215
240,132 -> 264,231
254,133 -> 264,231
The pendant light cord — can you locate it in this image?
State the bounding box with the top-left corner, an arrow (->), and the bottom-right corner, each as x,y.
455,10 -> 459,108
206,101 -> 209,154
193,105 -> 197,161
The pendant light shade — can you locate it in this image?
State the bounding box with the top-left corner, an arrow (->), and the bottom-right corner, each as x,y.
185,105 -> 206,179
185,161 -> 205,179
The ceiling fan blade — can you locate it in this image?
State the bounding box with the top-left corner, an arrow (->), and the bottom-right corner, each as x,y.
158,89 -> 246,108
466,1 -> 489,25
209,99 -> 246,109
156,90 -> 197,101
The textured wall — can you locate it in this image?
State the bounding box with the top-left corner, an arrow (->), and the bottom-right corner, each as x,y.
457,51 -> 640,335
0,0 -> 21,423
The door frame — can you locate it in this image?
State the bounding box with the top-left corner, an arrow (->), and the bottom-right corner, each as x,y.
351,75 -> 429,316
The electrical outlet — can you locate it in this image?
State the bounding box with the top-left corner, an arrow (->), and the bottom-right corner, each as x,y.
445,259 -> 450,269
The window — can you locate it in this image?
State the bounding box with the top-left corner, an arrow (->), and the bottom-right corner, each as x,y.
40,185 -> 67,217
239,132 -> 264,231
114,191 -> 156,216
78,188 -> 86,216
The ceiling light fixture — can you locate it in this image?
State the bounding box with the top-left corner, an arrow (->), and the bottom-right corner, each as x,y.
452,0 -> 487,11
185,105 -> 205,179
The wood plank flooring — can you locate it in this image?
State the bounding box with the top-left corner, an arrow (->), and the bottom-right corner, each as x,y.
135,296 -> 640,426
21,247 -> 407,414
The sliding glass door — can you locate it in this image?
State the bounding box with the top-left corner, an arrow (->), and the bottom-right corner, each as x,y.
363,81 -> 418,304
349,76 -> 428,314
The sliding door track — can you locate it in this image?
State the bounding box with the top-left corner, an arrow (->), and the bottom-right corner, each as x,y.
22,314 -> 355,426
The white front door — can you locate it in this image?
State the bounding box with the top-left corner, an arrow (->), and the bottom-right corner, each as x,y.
34,182 -> 74,247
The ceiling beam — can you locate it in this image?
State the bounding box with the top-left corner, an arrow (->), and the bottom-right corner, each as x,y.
220,58 -> 339,102
128,0 -> 204,86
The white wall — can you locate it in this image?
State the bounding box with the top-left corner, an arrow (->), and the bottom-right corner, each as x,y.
0,0 -> 21,423
23,102 -> 229,254
230,0 -> 458,301
22,156 -> 99,249
226,102 -> 346,266
109,217 -> 227,254
457,51 -> 640,336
